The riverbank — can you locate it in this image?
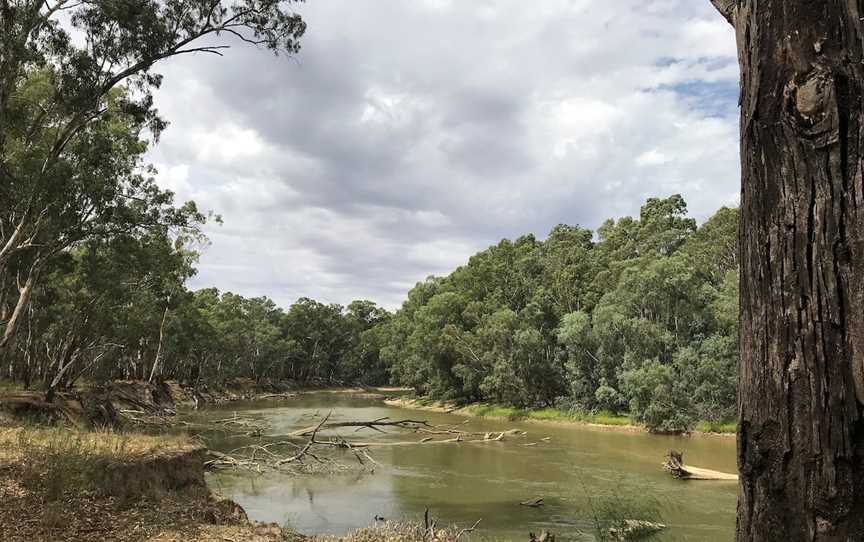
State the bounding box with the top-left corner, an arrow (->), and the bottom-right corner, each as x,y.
0,424 -> 303,542
384,397 -> 737,436
0,379 -> 393,429
0,423 -> 477,542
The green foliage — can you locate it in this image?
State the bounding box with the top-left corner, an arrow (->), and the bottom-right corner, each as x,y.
694,420 -> 737,434
382,197 -> 739,433
621,359 -> 695,433
1,0 -> 306,349
453,402 -> 633,426
583,485 -> 665,542
3,224 -> 392,388
2,175 -> 737,437
594,382 -> 625,414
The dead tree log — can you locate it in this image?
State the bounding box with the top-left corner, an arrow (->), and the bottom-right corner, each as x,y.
662,450 -> 738,481
529,530 -> 555,542
288,416 -> 432,437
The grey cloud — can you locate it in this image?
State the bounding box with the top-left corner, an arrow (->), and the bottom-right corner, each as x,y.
149,0 -> 740,309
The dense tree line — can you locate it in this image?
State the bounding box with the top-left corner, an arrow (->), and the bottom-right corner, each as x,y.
380,196 -> 739,432
1,228 -> 392,392
0,0 -> 740,433
2,183 -> 737,433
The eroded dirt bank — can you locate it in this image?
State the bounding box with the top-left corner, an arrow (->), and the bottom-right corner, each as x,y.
0,424 -> 476,542
0,425 -> 302,542
0,379 -> 301,428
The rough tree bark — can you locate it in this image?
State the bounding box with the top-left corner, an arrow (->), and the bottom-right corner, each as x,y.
710,1 -> 864,540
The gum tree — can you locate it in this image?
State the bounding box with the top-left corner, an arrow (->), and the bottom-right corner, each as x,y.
710,1 -> 864,539
0,0 -> 306,351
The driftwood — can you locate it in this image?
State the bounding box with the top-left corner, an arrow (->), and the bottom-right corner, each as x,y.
277,412 -> 330,465
663,450 -> 738,481
256,392 -> 298,400
422,509 -> 482,542
207,413 -> 337,471
289,416 -> 432,437
454,519 -> 482,541
206,412 -> 534,473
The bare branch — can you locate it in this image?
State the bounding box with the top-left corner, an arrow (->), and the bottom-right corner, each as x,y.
455,519 -> 482,541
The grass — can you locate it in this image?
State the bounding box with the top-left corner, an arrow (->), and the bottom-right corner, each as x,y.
315,521 -> 478,542
405,398 -> 733,434
0,425 -> 191,460
0,379 -> 25,393
0,425 -> 195,501
580,482 -> 666,542
694,420 -> 737,434
463,404 -> 634,426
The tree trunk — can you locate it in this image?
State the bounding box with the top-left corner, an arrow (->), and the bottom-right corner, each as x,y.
0,264 -> 37,350
148,304 -> 170,384
710,1 -> 864,540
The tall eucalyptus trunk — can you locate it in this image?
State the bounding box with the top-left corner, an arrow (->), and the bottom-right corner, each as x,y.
710,1 -> 864,539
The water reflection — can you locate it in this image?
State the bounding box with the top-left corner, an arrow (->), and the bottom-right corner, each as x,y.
196,394 -> 736,541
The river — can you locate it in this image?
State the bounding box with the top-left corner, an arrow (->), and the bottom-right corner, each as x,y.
192,392 -> 736,541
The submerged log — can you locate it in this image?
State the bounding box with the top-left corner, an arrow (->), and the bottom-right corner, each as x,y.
608,520 -> 666,541
663,450 -> 738,481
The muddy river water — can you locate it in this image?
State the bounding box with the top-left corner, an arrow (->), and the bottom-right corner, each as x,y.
193,393 -> 736,541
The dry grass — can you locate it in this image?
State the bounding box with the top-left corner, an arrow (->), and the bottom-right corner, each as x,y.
0,425 -> 193,460
313,521 -> 474,542
0,424 -> 300,542
0,425 -> 479,542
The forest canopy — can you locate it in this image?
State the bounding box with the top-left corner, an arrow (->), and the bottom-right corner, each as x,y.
1,182 -> 738,432
380,196 -> 739,432
0,0 -> 738,434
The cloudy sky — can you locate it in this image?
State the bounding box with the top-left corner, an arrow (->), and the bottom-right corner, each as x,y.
147,0 -> 740,310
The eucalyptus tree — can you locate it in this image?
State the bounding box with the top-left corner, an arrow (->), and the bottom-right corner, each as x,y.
382,197 -> 740,431
709,2 -> 864,538
0,0 -> 306,351
19,229 -> 198,398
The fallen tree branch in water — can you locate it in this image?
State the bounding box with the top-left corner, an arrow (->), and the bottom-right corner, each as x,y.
277,411 -> 331,465
289,416 -> 432,437
454,519 -> 482,541
204,411 -> 533,475
529,530 -> 555,542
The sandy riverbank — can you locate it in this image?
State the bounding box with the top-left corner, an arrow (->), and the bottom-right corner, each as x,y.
383,397 -> 736,438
